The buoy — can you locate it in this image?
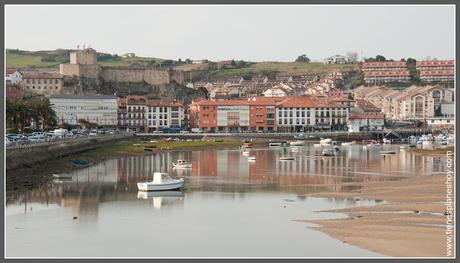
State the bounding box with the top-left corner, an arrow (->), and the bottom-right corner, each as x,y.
73,216 -> 78,220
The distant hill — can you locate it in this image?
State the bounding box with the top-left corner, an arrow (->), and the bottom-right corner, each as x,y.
5,49 -> 165,69
6,49 -> 360,82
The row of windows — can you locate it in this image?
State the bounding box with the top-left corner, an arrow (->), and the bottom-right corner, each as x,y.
26,79 -> 61,84
56,105 -> 116,110
26,86 -> 60,90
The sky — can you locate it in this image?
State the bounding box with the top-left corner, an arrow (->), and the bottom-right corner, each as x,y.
4,5 -> 456,62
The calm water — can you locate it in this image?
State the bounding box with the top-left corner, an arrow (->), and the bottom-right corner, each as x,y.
6,144 -> 447,257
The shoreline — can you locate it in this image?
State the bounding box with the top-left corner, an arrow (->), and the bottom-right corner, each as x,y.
6,138 -> 250,192
299,175 -> 450,257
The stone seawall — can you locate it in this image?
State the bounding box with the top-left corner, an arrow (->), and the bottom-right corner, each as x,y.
6,134 -> 133,171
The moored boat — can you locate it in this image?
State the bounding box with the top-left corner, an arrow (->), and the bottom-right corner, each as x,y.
71,159 -> 90,166
320,138 -> 332,145
248,156 -> 256,161
137,172 -> 184,191
289,140 -> 305,146
172,159 -> 192,169
279,156 -> 295,161
380,150 -> 396,155
52,173 -> 73,179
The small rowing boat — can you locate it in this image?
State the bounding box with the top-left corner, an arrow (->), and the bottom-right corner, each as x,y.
280,156 -> 295,161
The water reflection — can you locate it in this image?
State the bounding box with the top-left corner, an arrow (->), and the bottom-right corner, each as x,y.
7,145 -> 446,215
6,144 -> 445,257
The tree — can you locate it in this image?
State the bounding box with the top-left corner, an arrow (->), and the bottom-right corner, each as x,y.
29,99 -> 57,131
346,52 -> 359,63
375,55 -> 386,62
6,99 -> 31,131
295,54 -> 311,63
406,58 -> 416,67
198,87 -> 209,99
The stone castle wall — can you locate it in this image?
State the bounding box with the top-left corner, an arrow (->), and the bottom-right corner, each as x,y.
101,68 -> 171,85
59,48 -> 185,86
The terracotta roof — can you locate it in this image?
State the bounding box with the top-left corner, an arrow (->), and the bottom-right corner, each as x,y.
363,61 -> 407,68
419,69 -> 454,76
349,114 -> 385,119
147,99 -> 183,107
329,97 -> 354,102
6,68 -> 19,75
276,96 -> 345,108
23,72 -> 63,79
416,60 -> 454,67
355,99 -> 381,112
364,70 -> 410,77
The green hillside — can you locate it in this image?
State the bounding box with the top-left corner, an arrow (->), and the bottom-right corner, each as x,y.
5,49 -> 359,82
5,49 -> 165,69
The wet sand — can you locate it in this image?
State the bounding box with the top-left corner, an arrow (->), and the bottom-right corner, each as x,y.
300,175 -> 451,257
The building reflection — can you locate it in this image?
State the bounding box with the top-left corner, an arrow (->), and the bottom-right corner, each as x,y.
7,145 -> 447,219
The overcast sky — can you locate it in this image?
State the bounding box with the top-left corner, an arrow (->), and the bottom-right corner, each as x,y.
5,5 -> 456,62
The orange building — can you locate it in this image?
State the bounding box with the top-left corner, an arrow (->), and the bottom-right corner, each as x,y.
189,96 -> 348,132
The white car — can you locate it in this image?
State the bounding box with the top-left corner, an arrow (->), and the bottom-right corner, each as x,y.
89,132 -> 98,137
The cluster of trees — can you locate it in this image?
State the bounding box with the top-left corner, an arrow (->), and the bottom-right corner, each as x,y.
295,54 -> 311,63
6,99 -> 57,132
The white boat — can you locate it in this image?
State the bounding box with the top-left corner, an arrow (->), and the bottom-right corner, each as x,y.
52,173 -> 73,179
242,150 -> 250,156
313,144 -> 322,148
341,142 -> 352,146
320,138 -> 332,145
172,159 -> 192,169
137,172 -> 184,191
280,156 -> 295,161
268,142 -> 283,147
289,140 -> 305,146
248,156 -> 256,161
290,147 -> 299,152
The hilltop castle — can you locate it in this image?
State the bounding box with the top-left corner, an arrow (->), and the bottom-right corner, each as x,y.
59,48 -> 184,85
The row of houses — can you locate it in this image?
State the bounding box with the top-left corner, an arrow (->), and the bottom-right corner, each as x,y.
362,59 -> 454,84
352,85 -> 454,120
189,96 -> 363,133
6,69 -> 65,96
49,94 -> 384,133
194,70 -> 345,100
50,95 -> 185,133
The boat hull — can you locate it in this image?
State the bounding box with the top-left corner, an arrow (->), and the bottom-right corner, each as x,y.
137,180 -> 184,191
173,164 -> 192,169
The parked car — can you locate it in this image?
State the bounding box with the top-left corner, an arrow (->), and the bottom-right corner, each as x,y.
191,128 -> 203,133
5,137 -> 15,146
89,131 -> 98,137
28,135 -> 45,142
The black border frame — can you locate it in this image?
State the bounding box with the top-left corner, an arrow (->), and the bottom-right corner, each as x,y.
1,1 -> 458,262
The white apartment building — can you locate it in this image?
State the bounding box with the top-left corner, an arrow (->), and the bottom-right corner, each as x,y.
275,97 -> 349,132
348,114 -> 385,132
146,101 -> 184,131
323,55 -> 348,64
51,95 -> 118,126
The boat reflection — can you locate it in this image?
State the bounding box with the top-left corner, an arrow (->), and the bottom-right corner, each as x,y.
137,191 -> 185,209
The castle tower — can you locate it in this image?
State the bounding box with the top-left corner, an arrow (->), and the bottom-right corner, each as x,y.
70,48 -> 97,65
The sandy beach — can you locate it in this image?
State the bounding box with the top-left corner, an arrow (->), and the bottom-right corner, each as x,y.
300,175 -> 453,257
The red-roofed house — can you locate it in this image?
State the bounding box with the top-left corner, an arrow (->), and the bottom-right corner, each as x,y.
189,96 -> 349,132
362,61 -> 410,84
5,69 -> 23,84
347,114 -> 385,132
